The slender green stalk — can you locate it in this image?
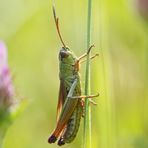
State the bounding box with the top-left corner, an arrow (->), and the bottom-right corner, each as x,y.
83,0 -> 92,147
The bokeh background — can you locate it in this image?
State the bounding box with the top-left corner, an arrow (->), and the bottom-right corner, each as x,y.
0,0 -> 148,148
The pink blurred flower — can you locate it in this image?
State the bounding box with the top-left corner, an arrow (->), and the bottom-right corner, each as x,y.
0,41 -> 7,64
137,0 -> 148,20
0,41 -> 14,108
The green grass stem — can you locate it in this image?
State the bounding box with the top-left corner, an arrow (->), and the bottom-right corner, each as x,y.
83,0 -> 92,147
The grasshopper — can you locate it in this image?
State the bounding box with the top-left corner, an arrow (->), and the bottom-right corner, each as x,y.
48,5 -> 99,146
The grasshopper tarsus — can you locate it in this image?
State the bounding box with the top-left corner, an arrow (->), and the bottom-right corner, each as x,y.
95,53 -> 99,57
89,53 -> 99,60
87,44 -> 95,55
95,92 -> 100,97
48,135 -> 57,143
89,99 -> 98,106
58,138 -> 65,146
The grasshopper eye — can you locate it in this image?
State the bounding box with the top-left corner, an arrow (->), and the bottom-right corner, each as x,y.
59,50 -> 69,59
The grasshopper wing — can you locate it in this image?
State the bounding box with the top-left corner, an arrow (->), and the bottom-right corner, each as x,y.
56,80 -> 67,121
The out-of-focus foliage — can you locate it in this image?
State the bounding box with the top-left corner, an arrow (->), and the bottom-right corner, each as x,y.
0,0 -> 147,148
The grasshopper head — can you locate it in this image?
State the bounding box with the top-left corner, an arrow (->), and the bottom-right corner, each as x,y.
59,47 -> 71,60
59,47 -> 76,64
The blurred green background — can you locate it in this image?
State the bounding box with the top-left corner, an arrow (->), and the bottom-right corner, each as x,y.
0,0 -> 148,148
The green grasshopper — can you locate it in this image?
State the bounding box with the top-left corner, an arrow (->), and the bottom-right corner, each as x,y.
48,5 -> 99,146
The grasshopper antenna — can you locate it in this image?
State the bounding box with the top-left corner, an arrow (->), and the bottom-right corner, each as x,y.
52,4 -> 66,48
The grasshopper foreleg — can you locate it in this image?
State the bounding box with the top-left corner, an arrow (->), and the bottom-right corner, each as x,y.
78,44 -> 95,61
80,53 -> 99,64
68,93 -> 99,100
68,92 -> 99,110
77,44 -> 99,64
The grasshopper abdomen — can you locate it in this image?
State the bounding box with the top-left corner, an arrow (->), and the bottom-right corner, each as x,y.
58,92 -> 83,146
